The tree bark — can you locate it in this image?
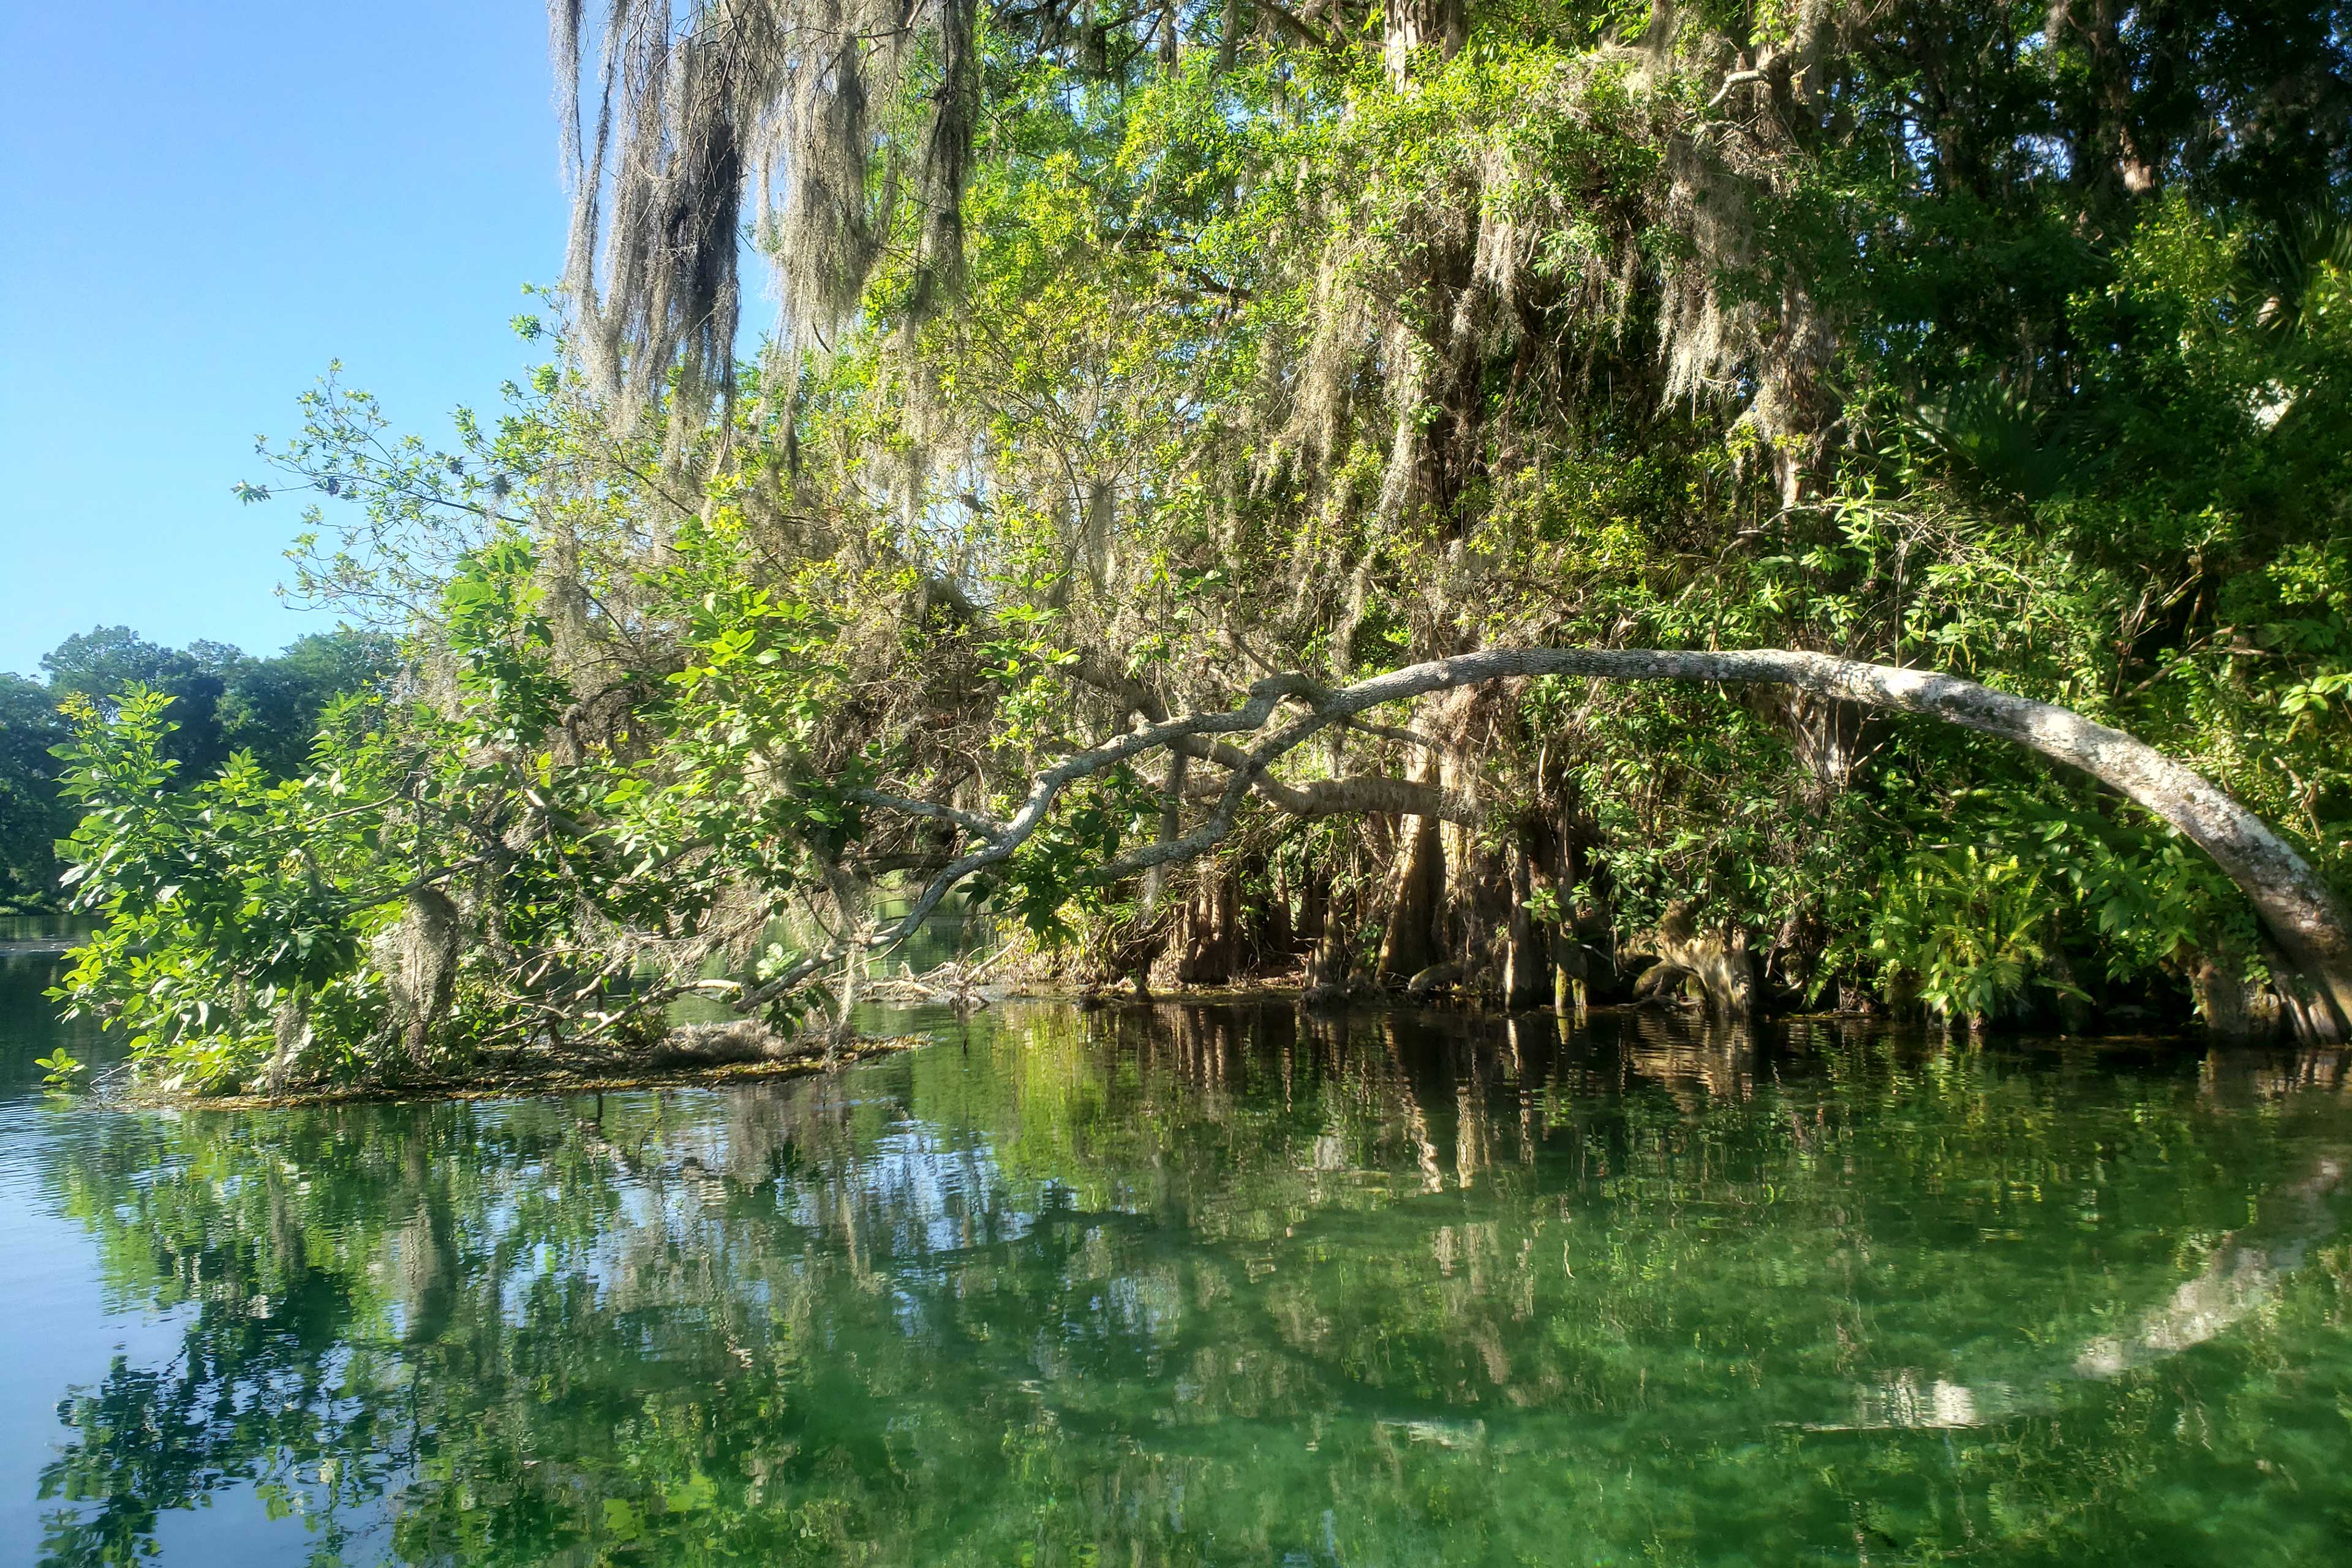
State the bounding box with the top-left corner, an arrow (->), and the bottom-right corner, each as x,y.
1377,748 -> 1447,981
1502,839 -> 1547,1009
1378,812 -> 1444,981
1384,0 -> 1466,84
1298,871 -> 1327,946
2187,952 -> 2256,1040
1177,871 -> 1240,984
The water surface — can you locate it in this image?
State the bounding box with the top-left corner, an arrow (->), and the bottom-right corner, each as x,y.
2,954 -> 2349,1565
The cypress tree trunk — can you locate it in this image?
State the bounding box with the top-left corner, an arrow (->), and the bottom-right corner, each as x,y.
1298,872 -> 1327,948
1177,872 -> 1241,984
1502,839 -> 1547,1009
1378,814 -> 1444,982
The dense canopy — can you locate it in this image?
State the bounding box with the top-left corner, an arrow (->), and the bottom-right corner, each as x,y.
43,0 -> 2352,1090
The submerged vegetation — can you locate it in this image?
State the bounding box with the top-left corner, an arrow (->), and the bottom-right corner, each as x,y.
38,1 -> 2352,1090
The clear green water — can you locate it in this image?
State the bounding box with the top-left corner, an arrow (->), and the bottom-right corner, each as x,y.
2,952 -> 2350,1566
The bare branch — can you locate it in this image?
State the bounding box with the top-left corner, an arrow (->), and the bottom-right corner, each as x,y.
844,788 -> 1003,842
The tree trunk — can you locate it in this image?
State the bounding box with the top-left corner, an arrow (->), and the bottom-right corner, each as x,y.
1383,0 -> 1466,84
380,886 -> 459,1069
1298,872 -> 1327,948
1139,745 -> 1188,916
1554,933 -> 1588,1019
1502,839 -> 1547,1009
1630,902 -> 1758,1018
1218,0 -> 1245,72
1235,851 -> 1290,972
821,861 -> 868,1045
266,992 -> 311,1092
1305,921 -> 1353,998
1177,872 -> 1240,984
2187,952 -> 2257,1041
1254,870 -> 1294,968
1378,802 -> 1445,982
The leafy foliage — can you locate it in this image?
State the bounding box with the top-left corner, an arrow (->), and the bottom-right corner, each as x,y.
39,2 -> 2352,1085
0,674 -> 73,911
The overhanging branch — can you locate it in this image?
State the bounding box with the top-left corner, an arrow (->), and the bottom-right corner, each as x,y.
743,647 -> 2352,1036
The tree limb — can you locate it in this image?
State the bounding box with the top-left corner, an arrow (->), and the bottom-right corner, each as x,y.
747,647 -> 2352,1037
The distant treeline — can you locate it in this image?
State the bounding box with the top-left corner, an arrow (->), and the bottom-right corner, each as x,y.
0,627 -> 395,911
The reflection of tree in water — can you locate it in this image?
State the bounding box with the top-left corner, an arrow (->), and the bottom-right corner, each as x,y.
30,1006 -> 2352,1566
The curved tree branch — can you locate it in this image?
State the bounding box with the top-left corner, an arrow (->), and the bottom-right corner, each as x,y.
844,788 -> 1004,843
748,648 -> 2352,1036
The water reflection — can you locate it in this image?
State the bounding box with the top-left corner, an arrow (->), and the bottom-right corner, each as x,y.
18,1002 -> 2352,1566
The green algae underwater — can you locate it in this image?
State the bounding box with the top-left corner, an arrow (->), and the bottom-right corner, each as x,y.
4,952 -> 2351,1566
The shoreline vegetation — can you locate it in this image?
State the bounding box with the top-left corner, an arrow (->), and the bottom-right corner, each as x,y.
99,1022 -> 935,1112
21,4 -> 2352,1096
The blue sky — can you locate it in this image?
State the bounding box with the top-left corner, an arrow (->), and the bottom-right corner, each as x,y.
0,2 -> 570,677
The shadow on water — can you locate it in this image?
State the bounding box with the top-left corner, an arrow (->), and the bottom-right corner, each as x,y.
3,976 -> 2351,1566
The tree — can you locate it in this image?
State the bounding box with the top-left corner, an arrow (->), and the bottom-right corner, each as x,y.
0,628 -> 401,917
0,673 -> 71,910
531,1 -> 2352,1034
41,626 -> 235,778
217,628 -> 401,776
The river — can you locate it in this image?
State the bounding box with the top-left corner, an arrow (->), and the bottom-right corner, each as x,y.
1,946 -> 2348,1565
